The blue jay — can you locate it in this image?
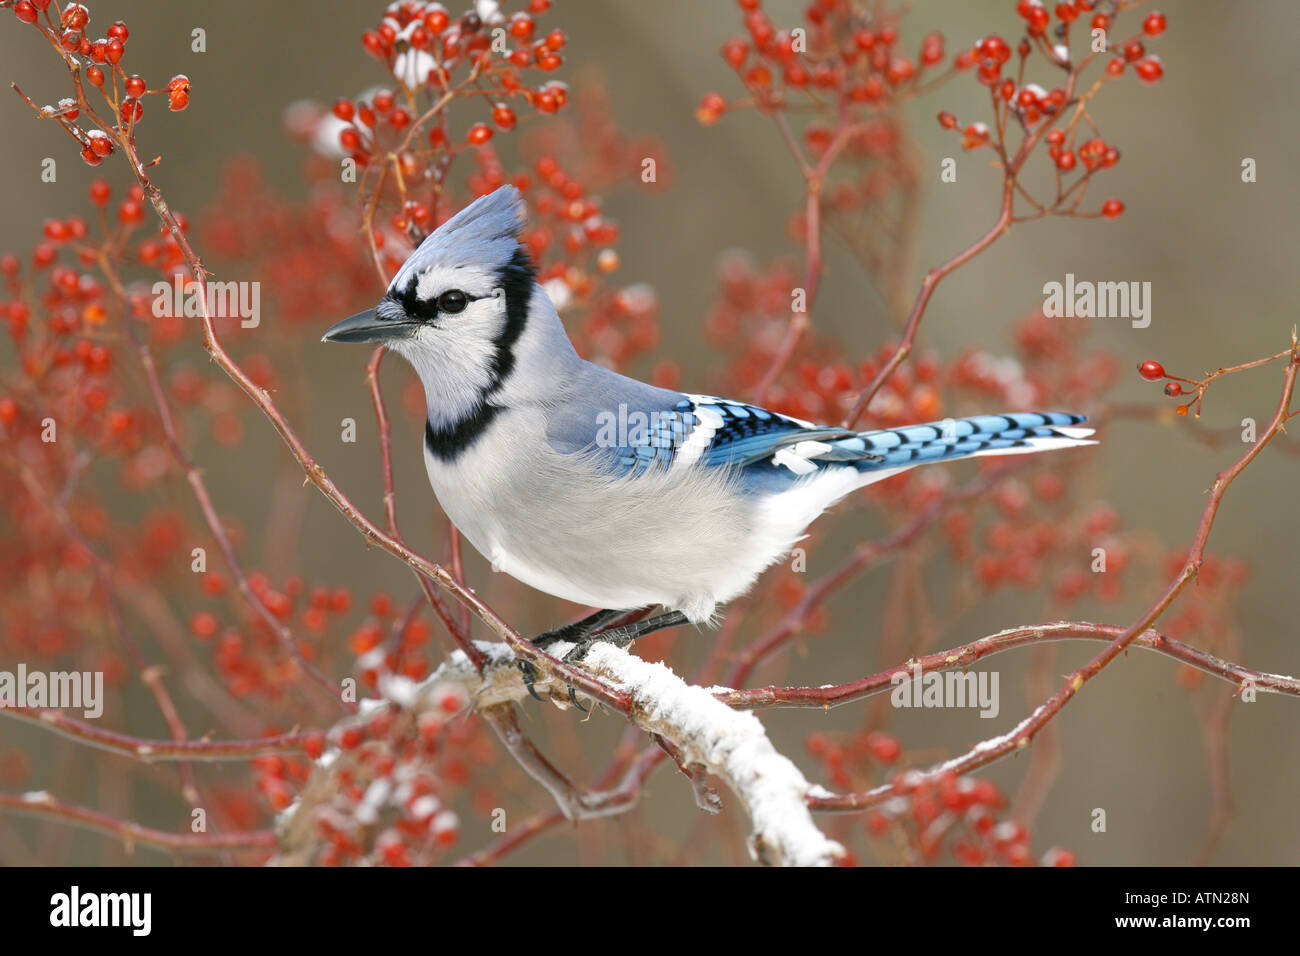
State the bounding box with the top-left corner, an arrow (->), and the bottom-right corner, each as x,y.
323,186 -> 1094,697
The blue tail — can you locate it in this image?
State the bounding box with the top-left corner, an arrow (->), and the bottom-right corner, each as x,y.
823,412 -> 1093,472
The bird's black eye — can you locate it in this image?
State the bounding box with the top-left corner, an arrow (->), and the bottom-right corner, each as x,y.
437,290 -> 469,314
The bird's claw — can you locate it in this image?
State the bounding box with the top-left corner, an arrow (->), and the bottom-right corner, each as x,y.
517,652 -> 590,711
517,659 -> 546,702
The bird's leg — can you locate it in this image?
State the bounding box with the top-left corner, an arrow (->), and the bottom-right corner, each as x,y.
558,611 -> 690,711
530,608 -> 626,652
518,608 -> 628,701
560,610 -> 689,663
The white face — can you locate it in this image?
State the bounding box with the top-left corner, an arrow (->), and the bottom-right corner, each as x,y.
386,264 -> 510,429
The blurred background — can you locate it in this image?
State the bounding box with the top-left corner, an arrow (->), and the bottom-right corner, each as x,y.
1,0 -> 1297,865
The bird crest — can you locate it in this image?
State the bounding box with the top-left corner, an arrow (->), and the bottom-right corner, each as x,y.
388,184 -> 527,295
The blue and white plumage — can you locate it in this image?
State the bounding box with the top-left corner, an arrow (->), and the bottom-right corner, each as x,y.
324,186 -> 1094,637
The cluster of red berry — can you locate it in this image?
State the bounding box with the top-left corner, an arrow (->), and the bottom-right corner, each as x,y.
329,1 -> 568,249
282,689 -> 496,865
10,1 -> 190,166
698,0 -> 951,124
807,734 -> 1075,866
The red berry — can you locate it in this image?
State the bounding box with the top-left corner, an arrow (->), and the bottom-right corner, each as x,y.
105,37 -> 124,63
125,74 -> 146,97
87,65 -> 105,86
491,103 -> 516,130
14,1 -> 38,24
107,20 -> 128,41
937,111 -> 958,129
466,122 -> 493,145
61,3 -> 87,29
424,6 -> 449,33
534,88 -> 559,113
190,612 -> 219,639
1055,150 -> 1076,171
1137,360 -> 1165,381
1135,57 -> 1163,83
301,732 -> 326,760
868,732 -> 902,763
118,199 -> 144,224
509,13 -> 534,38
1143,11 -> 1167,36
332,99 -> 354,122
89,180 -> 111,205
721,37 -> 747,69
168,89 -> 189,112
1164,382 -> 1183,397
1101,198 -> 1124,219
696,92 -> 726,124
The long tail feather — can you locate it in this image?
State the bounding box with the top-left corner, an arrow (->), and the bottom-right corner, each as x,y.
827,412 -> 1094,472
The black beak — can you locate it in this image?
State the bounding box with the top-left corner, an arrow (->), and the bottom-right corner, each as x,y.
321,308 -> 413,344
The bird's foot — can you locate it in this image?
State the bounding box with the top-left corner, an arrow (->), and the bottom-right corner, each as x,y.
516,611 -> 690,712
516,609 -> 626,706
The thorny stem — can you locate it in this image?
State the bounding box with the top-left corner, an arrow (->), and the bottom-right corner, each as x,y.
0,709 -> 309,762
0,792 -> 276,855
717,621 -> 1300,710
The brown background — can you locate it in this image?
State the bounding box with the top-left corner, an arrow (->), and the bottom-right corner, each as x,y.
1,1 -> 1297,864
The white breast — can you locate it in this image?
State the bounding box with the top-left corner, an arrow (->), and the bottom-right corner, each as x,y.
421,408 -> 830,623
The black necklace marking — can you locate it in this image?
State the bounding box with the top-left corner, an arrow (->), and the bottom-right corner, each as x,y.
425,403 -> 503,461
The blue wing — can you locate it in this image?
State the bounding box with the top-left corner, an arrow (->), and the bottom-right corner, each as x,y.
603,395 -> 858,477
602,396 -> 1089,485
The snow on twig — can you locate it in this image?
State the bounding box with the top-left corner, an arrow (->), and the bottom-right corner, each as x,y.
581,643 -> 844,867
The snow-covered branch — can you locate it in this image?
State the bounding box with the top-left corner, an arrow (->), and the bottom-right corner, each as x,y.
278,641 -> 843,867
581,643 -> 844,866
